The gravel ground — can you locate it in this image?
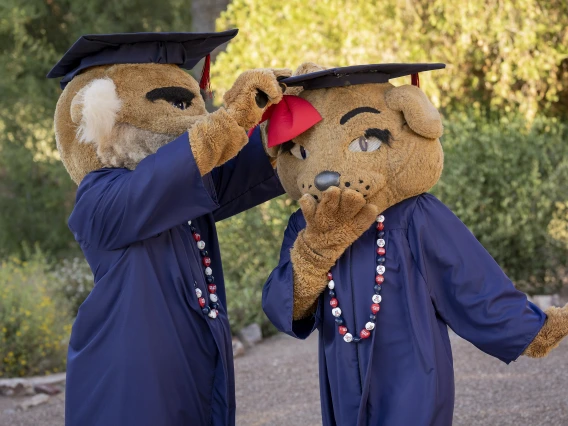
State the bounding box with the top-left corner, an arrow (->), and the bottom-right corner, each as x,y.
1,332 -> 567,426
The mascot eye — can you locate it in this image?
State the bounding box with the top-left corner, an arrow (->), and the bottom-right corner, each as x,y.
171,100 -> 190,110
290,144 -> 309,160
348,135 -> 382,153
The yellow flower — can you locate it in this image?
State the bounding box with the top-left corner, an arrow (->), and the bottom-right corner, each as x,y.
20,360 -> 26,366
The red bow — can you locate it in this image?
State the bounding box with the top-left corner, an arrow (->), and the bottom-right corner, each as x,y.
247,95 -> 322,147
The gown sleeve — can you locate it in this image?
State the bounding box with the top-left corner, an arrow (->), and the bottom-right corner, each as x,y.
211,126 -> 284,222
262,211 -> 322,339
407,194 -> 546,363
68,132 -> 219,250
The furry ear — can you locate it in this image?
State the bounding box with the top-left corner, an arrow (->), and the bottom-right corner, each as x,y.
70,78 -> 122,144
385,85 -> 443,139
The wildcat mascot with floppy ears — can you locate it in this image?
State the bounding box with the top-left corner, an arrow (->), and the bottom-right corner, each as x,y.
47,30 -> 291,426
262,62 -> 568,426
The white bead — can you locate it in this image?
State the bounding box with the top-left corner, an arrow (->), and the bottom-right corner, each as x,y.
372,294 -> 382,304
197,240 -> 206,250
187,220 -> 192,225
328,280 -> 335,290
377,215 -> 385,223
205,267 -> 213,276
210,293 -> 218,303
332,307 -> 342,317
376,239 -> 385,247
343,333 -> 353,343
365,322 -> 375,331
376,265 -> 385,275
208,309 -> 218,319
195,288 -> 202,298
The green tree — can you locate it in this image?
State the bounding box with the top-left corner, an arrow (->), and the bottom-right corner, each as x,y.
432,114 -> 568,294
217,196 -> 297,334
213,0 -> 568,119
0,0 -> 194,258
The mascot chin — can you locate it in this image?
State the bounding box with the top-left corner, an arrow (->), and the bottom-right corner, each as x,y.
48,30 -> 290,426
262,62 -> 568,426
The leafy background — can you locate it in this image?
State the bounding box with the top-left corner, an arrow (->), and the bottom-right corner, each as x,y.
0,0 -> 567,376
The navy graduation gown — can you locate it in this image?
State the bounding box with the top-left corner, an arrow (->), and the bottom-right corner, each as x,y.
263,193 -> 546,426
65,128 -> 283,426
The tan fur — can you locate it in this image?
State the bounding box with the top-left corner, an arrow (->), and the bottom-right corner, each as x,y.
291,187 -> 378,319
54,62 -> 291,184
523,305 -> 568,358
224,68 -> 286,130
267,63 -> 444,319
189,107 -> 248,175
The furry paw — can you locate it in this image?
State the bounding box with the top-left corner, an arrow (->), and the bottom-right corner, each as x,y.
523,303 -> 568,358
223,68 -> 290,130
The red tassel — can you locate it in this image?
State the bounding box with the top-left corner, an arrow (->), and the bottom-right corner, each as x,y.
411,73 -> 420,88
199,54 -> 212,98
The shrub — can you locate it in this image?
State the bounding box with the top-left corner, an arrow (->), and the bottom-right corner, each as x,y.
51,257 -> 94,318
217,195 -> 297,335
433,113 -> 568,295
0,252 -> 71,377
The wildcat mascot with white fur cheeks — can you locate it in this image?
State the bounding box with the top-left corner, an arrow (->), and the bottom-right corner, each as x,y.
48,30 -> 290,426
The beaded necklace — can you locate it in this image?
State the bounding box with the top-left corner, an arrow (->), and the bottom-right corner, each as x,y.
188,220 -> 219,319
328,214 -> 385,343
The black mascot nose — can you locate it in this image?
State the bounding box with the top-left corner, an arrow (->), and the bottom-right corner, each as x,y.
314,171 -> 341,191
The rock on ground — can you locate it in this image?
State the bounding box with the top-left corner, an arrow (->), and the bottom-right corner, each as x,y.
1,333 -> 567,425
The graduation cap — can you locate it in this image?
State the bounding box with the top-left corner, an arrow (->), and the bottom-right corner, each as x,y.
280,63 -> 446,90
47,29 -> 239,90
258,63 -> 445,147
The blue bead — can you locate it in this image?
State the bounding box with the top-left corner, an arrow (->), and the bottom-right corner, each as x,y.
377,231 -> 385,238
374,284 -> 382,293
334,317 -> 344,325
206,276 -> 214,283
202,307 -> 210,314
211,303 -> 219,310
352,337 -> 361,343
190,226 -> 196,233
376,256 -> 386,264
329,290 -> 336,297
369,314 -> 376,321
200,250 -> 209,257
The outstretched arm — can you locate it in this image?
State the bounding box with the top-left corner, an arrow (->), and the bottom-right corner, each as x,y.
408,194 -> 552,363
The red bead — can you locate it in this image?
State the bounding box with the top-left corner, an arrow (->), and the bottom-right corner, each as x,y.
371,304 -> 381,314
202,257 -> 211,267
360,329 -> 371,339
327,272 -> 333,280
338,326 -> 348,335
330,298 -> 338,308
377,222 -> 384,231
208,284 -> 217,293
198,297 -> 206,307
377,247 -> 386,256
375,275 -> 384,284
193,233 -> 201,242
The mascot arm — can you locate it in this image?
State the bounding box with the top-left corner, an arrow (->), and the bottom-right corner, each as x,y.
407,194 -> 566,363
189,68 -> 290,177
285,188 -> 377,320
262,211 -> 322,339
211,127 -> 284,222
69,133 -> 218,250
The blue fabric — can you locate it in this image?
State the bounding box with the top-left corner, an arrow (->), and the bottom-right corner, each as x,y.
65,127 -> 283,426
263,193 -> 546,426
47,30 -> 238,89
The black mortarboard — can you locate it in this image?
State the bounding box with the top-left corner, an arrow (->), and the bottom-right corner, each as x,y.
281,63 -> 445,90
47,29 -> 239,89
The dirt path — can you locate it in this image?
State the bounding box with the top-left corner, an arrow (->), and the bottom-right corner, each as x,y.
1,332 -> 567,425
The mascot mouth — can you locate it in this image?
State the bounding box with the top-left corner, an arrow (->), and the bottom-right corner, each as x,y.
300,172 -> 385,202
